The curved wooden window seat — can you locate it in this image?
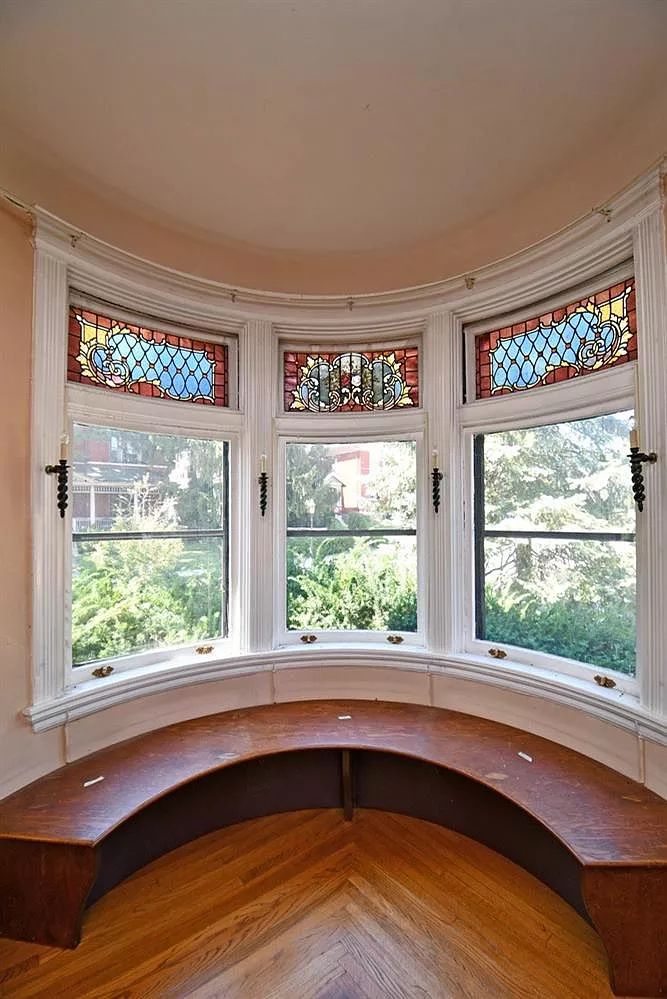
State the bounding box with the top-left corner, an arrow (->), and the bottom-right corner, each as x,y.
0,700 -> 665,996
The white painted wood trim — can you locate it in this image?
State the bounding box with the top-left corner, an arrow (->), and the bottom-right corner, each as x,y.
21,649 -> 667,748
423,309 -> 455,652
242,319 -> 276,651
633,204 -> 667,717
31,249 -> 69,704
30,163 -> 662,318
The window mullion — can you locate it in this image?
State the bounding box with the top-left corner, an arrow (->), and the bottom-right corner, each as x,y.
633,210 -> 667,716
32,247 -> 69,703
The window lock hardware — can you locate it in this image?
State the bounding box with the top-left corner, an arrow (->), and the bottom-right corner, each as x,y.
628,446 -> 657,512
300,634 -> 318,644
594,674 -> 617,689
387,634 -> 404,645
195,645 -> 215,655
45,459 -> 69,519
92,665 -> 114,678
488,648 -> 507,659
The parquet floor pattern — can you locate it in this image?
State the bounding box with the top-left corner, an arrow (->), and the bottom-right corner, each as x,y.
0,809 -> 615,999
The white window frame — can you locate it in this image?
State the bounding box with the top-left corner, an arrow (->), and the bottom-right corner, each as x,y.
460,385 -> 637,694
458,266 -> 638,692
64,294 -> 242,678
274,414 -> 427,648
66,399 -> 241,681
443,207 -> 667,719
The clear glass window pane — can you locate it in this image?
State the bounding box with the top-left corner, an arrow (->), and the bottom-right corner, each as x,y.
286,441 -> 416,531
71,425 -> 229,666
72,425 -> 226,533
72,537 -> 225,665
475,411 -> 636,676
483,537 -> 635,675
286,441 -> 417,632
483,413 -> 635,534
287,536 -> 417,632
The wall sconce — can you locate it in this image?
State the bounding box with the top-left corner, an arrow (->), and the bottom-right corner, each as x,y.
258,453 -> 268,516
628,426 -> 657,512
45,435 -> 69,518
431,449 -> 443,513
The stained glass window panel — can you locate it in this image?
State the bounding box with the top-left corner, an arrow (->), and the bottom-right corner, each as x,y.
284,347 -> 419,413
474,278 -> 636,399
68,306 -> 228,406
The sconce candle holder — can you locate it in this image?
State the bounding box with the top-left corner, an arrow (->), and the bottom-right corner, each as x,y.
628,446 -> 657,512
431,467 -> 443,513
258,470 -> 268,516
45,459 -> 69,518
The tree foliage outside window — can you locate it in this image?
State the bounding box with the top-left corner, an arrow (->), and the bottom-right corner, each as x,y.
476,412 -> 636,675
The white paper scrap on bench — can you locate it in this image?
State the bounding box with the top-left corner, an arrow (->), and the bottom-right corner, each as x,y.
83,776 -> 105,787
338,715 -> 352,720
517,752 -> 533,763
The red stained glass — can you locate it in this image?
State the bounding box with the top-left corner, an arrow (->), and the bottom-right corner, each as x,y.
474,278 -> 637,399
284,347 -> 419,413
68,307 -> 228,406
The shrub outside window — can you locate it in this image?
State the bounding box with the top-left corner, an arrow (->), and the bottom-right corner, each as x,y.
285,440 -> 418,635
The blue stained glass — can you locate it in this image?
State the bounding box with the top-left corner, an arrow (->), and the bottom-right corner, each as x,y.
476,279 -> 637,398
70,308 -> 227,405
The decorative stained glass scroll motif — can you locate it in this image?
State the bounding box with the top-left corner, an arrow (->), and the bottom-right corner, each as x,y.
284,347 -> 419,413
475,278 -> 636,399
68,307 -> 228,406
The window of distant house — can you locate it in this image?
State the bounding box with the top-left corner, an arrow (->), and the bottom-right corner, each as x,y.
284,440 -> 418,636
67,301 -> 236,673
465,275 -> 637,681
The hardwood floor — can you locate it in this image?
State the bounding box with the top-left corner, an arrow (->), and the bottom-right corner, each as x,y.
0,809 -> 615,998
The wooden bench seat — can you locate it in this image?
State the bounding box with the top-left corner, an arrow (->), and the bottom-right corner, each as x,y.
1,700 -> 666,996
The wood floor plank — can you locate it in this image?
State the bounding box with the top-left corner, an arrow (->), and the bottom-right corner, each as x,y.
0,809 -> 616,999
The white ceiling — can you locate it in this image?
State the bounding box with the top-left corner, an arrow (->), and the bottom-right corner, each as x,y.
1,0 -> 666,256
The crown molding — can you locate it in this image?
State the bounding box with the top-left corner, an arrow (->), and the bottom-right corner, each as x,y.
30,161 -> 664,325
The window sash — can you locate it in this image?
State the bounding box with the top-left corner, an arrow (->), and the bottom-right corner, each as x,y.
462,398 -> 638,691
277,432 -> 425,645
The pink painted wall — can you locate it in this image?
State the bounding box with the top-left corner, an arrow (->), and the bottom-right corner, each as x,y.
0,202 -> 63,795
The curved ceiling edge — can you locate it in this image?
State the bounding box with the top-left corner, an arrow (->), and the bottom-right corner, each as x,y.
26,163 -> 664,325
